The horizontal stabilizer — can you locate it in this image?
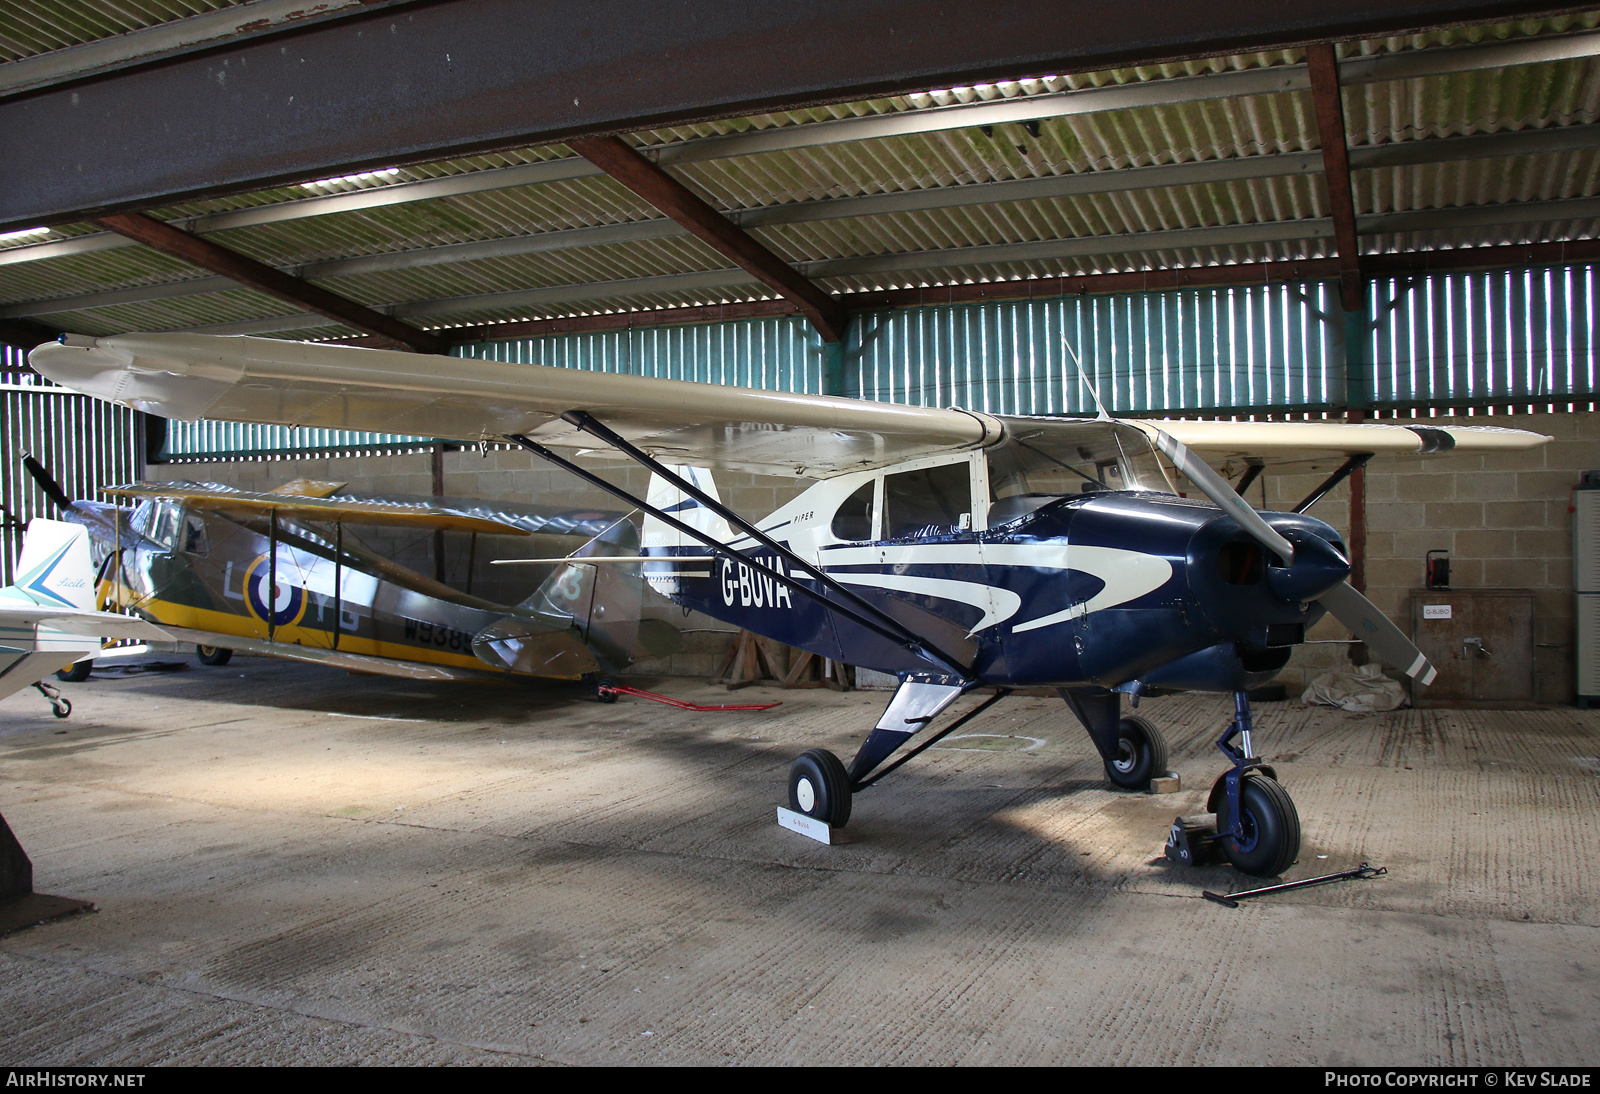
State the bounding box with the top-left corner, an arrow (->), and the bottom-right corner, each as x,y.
0,608 -> 171,641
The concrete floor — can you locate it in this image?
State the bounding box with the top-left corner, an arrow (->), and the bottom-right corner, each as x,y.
0,655 -> 1596,1066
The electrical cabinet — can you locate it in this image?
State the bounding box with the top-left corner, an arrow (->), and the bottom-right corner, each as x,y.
1410,589 -> 1536,708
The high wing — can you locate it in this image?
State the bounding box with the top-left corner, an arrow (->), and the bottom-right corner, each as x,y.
33,333 -> 1002,478
105,483 -> 533,535
1121,418 -> 1545,464
31,332 -> 1549,475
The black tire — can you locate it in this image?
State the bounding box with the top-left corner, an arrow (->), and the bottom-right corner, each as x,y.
55,660 -> 91,683
1219,774 -> 1301,877
1103,714 -> 1169,790
196,645 -> 233,666
788,748 -> 853,828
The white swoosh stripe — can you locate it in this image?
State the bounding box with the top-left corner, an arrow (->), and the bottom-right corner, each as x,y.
1012,547 -> 1173,633
831,572 -> 1022,636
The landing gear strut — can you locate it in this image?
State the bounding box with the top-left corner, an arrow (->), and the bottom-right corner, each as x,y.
784,678 -> 1007,830
1207,690 -> 1300,877
1059,687 -> 1170,792
31,681 -> 69,719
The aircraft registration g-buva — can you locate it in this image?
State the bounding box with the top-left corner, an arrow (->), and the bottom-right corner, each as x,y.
32,332 -> 1550,875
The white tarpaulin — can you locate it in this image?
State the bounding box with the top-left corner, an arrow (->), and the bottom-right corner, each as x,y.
1301,663 -> 1408,713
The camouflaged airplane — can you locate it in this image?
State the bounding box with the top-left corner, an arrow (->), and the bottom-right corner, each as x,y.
22,455 -> 678,689
31,332 -> 1550,875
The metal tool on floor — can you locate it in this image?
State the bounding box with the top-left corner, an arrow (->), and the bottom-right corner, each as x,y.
1204,862 -> 1387,908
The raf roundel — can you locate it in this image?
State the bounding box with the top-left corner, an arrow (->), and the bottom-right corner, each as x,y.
243,554 -> 307,629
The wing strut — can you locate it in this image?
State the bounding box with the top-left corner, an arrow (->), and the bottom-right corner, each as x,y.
1293,453 -> 1371,514
503,430 -> 972,680
555,411 -> 975,678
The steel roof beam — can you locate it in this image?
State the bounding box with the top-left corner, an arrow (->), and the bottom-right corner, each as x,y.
569,136 -> 847,342
95,212 -> 448,354
1,2 -> 1587,231
1307,44 -> 1364,312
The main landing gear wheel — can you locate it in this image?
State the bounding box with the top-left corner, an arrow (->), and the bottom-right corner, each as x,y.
1219,774 -> 1301,877
195,645 -> 233,666
55,660 -> 92,683
788,748 -> 852,828
1103,714 -> 1169,790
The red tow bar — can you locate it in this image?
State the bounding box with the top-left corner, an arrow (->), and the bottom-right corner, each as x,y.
597,683 -> 781,712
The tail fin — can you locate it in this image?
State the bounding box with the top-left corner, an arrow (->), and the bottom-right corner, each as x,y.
516,517 -> 648,673
8,519 -> 96,610
642,465 -> 733,551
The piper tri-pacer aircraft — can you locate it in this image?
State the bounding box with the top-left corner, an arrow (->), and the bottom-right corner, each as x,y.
0,517 -> 171,716
21,457 -> 675,687
32,333 -> 1549,875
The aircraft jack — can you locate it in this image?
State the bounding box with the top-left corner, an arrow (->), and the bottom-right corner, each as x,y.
1165,815 -> 1222,866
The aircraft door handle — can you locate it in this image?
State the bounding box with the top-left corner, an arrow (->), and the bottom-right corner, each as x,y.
1463,637 -> 1491,658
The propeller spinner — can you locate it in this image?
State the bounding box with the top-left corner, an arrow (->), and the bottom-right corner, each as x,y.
1151,427 -> 1437,687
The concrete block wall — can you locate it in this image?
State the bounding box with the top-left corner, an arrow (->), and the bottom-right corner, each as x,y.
1359,411 -> 1593,705
151,410 -> 1594,702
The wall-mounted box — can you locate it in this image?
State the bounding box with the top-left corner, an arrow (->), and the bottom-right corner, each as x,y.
1410,588 -> 1536,708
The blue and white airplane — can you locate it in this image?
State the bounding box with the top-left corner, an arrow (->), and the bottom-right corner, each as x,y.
31,333 -> 1548,874
0,518 -> 171,716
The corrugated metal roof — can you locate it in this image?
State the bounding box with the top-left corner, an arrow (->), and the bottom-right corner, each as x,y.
5,12 -> 1600,339
0,0 -> 249,62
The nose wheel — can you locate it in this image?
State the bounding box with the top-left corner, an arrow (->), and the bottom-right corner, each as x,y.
1208,690 -> 1301,876
1216,772 -> 1300,876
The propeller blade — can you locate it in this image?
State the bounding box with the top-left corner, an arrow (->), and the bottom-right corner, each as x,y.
1317,580 -> 1438,686
21,454 -> 74,511
1149,428 -> 1295,563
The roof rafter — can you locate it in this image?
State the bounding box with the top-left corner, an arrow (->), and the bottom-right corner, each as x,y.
1307,43 -> 1363,312
94,213 -> 448,354
568,136 -> 847,343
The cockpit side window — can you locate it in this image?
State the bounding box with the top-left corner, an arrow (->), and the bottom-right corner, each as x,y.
883,462 -> 972,539
127,501 -> 154,539
830,480 -> 875,541
183,514 -> 210,556
144,501 -> 182,549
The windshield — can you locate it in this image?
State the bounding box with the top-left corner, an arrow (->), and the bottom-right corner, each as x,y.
987,420 -> 1174,506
